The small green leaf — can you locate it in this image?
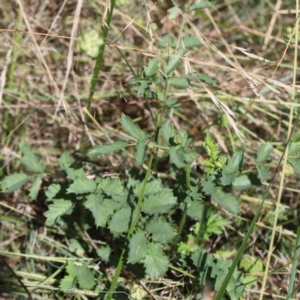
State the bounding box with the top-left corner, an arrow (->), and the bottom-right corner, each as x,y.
161,122 -> 175,145
186,73 -> 218,86
256,165 -> 270,181
288,142 -> 300,156
128,230 -> 148,264
164,48 -> 188,75
158,36 -> 176,48
67,179 -> 96,194
183,35 -> 202,48
255,143 -> 273,164
220,171 -> 235,186
45,184 -> 62,200
134,142 -> 147,165
120,114 -> 147,142
190,1 -> 213,11
97,245 -> 111,262
223,151 -> 244,175
212,188 -> 240,214
1,172 -> 28,193
59,275 -> 76,291
288,157 -> 300,174
169,76 -> 189,88
144,59 -> 159,76
58,152 -> 74,170
108,206 -> 132,233
89,141 -> 128,156
142,189 -> 177,214
168,6 -> 181,19
169,147 -> 185,168
144,243 -> 169,278
20,145 -> 44,173
187,201 -> 206,221
76,263 -> 95,289
64,162 -> 86,181
183,148 -> 197,164
29,175 -> 42,200
232,175 -> 253,191
44,199 -> 74,226
145,218 -> 176,243
202,178 -> 216,195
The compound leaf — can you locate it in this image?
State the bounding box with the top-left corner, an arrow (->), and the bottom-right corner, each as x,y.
128,230 -> 148,264
20,145 -> 44,173
44,199 -> 74,226
1,172 -> 28,193
120,114 -> 147,142
97,177 -> 124,195
144,243 -> 169,278
89,141 -> 128,156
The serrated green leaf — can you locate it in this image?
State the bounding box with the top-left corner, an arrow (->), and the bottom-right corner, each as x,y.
183,148 -> 197,164
59,275 -> 76,291
76,263 -> 95,289
64,162 -> 86,181
29,175 -> 42,200
255,143 -> 273,163
164,48 -> 188,75
161,122 -> 175,145
128,230 -> 148,264
169,76 -> 189,88
202,179 -> 216,195
19,145 -> 44,173
120,114 -> 147,142
223,151 -> 243,175
144,243 -> 169,278
97,177 -> 124,195
141,189 -> 177,214
67,179 -> 96,194
132,177 -> 163,196
221,171 -> 235,186
108,206 -> 132,233
44,199 -> 74,226
45,184 -> 62,200
288,157 -> 300,174
232,175 -> 253,191
84,193 -> 119,227
1,172 -> 29,193
256,165 -> 270,181
136,80 -> 150,95
183,35 -> 202,48
212,188 -> 239,214
144,59 -> 159,76
89,141 -> 128,156
187,201 -> 206,221
58,152 -> 74,170
169,146 -> 185,168
190,1 -> 213,11
288,142 -> 300,156
145,218 -> 176,243
134,142 -> 147,165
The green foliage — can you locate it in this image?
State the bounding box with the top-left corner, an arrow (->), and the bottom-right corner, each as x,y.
89,141 -> 129,155
1,172 -> 28,193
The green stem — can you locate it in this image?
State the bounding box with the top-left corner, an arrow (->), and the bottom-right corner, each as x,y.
85,0 -> 116,118
106,79 -> 169,299
174,163 -> 191,245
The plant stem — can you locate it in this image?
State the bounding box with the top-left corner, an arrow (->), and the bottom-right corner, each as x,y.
173,163 -> 191,244
85,0 -> 116,118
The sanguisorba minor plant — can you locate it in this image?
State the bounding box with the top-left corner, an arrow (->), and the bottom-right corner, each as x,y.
4,31 -> 300,299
